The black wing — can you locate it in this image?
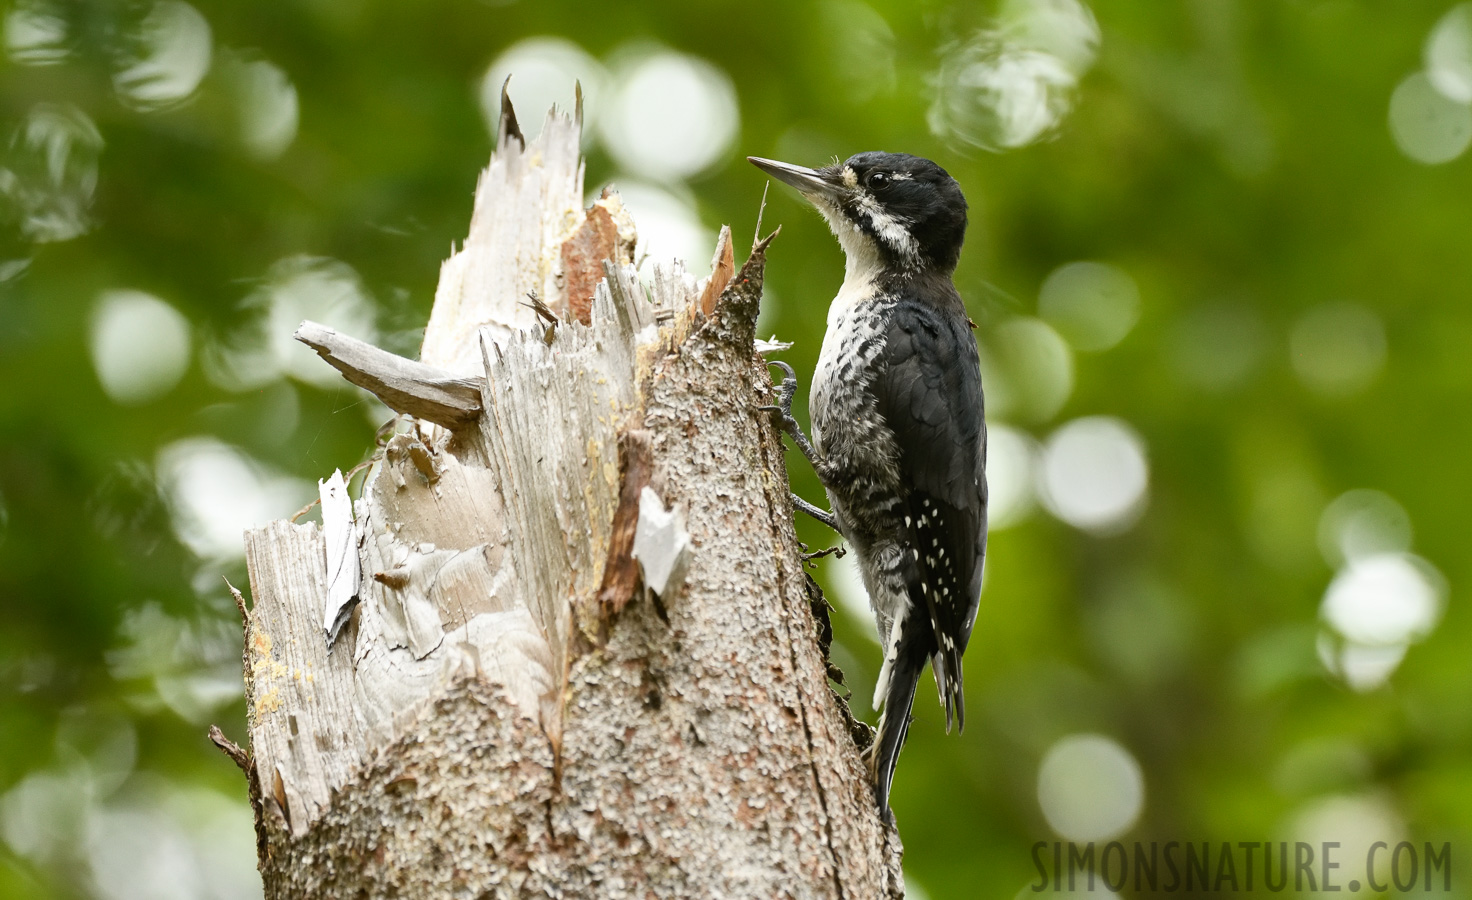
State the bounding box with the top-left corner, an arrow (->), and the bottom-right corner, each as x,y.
874,295 -> 986,731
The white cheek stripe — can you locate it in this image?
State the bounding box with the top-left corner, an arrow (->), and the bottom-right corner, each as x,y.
855,193 -> 919,267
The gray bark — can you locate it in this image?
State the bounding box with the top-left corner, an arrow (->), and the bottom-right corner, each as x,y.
226,96 -> 905,898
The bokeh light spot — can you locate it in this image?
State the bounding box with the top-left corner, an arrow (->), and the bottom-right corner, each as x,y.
928,0 -> 1099,151
2,767 -> 259,899
90,290 -> 192,405
1289,301 -> 1386,396
1,103 -> 104,243
155,437 -> 310,561
55,709 -> 138,797
1426,3 -> 1472,103
1038,261 -> 1140,352
107,602 -> 246,723
1291,794 -> 1406,889
1038,416 -> 1148,533
1317,632 -> 1409,693
0,769 -> 88,865
4,2 -> 69,65
1317,489 -> 1413,569
980,317 -> 1074,424
904,876 -> 932,900
985,423 -> 1039,529
204,256 -> 377,391
112,2 -> 213,112
601,46 -> 739,180
1037,733 -> 1144,842
1388,71 -> 1472,165
826,551 -> 880,644
88,806 -> 208,900
230,57 -> 298,160
1321,553 -> 1444,648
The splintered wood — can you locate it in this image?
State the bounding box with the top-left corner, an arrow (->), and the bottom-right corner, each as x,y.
238,93 -> 904,898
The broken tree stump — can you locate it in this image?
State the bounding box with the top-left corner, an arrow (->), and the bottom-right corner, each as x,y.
231,93 -> 905,899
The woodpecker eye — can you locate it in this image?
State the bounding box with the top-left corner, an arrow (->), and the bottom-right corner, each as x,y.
866,171 -> 889,189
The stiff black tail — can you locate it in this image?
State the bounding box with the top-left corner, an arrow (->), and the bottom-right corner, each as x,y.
870,648 -> 926,812
932,639 -> 966,734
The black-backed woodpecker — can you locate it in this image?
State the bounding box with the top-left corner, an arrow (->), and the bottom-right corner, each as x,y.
750,152 -> 986,813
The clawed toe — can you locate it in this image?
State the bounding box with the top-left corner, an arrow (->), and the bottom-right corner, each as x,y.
760,362 -> 823,471
760,361 -> 799,418
802,544 -> 846,561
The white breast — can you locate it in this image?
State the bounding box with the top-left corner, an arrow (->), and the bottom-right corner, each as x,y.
811,268 -> 884,452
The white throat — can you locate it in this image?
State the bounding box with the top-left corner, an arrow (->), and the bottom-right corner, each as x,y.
814,200 -> 884,286
816,209 -> 884,334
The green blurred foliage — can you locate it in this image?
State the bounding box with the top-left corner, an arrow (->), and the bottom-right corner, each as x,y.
3,0 -> 1472,897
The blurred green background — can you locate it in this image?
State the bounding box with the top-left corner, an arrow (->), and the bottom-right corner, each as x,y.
4,0 -> 1472,897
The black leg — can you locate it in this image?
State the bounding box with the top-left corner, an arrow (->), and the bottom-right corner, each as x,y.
792,493 -> 839,531
760,362 -> 842,535
759,361 -> 823,472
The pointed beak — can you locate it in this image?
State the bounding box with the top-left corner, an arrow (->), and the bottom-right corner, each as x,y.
748,157 -> 843,204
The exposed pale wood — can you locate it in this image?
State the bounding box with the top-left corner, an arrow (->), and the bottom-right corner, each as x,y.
421,100 -> 591,374
349,429 -> 551,746
473,251 -> 670,679
295,321 -> 483,429
243,521 -> 366,836
318,469 -> 359,645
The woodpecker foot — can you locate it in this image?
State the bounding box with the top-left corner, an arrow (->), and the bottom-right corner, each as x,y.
760,361 -> 823,470
801,542 -> 846,561
791,493 -> 840,531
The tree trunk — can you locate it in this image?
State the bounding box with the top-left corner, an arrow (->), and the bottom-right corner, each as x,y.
224,95 -> 905,898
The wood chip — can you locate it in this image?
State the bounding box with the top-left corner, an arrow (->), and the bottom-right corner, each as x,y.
631,486 -> 693,600
319,469 -> 360,648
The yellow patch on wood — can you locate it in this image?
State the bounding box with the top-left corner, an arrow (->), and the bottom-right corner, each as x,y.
255,687 -> 282,715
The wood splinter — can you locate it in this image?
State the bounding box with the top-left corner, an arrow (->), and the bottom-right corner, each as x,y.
295,320 -> 484,430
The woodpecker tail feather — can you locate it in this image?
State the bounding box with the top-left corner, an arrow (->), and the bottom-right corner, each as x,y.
931,641 -> 966,734
870,645 -> 926,812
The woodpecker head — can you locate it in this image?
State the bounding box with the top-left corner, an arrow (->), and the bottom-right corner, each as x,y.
748,151 -> 967,277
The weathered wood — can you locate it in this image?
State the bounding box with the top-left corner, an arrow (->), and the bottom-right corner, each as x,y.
237,94 -> 905,898
242,520 -> 366,836
295,321 -> 483,429
420,96 -> 636,375
698,224 -> 735,316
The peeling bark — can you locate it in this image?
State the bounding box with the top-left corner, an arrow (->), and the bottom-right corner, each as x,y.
231,98 -> 905,898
